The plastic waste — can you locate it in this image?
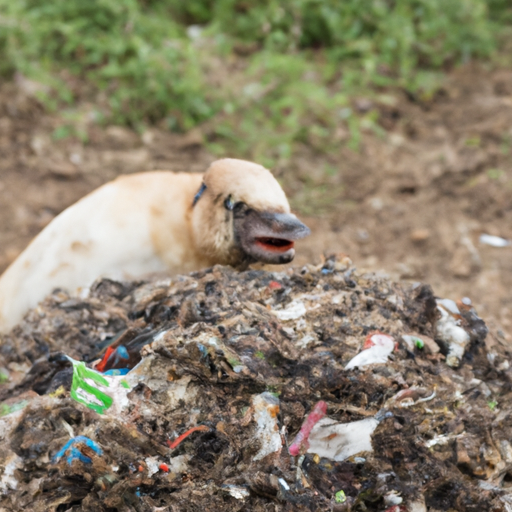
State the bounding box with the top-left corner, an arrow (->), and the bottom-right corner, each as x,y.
345,332 -> 395,370
252,392 -> 282,460
306,416 -> 379,461
53,436 -> 103,465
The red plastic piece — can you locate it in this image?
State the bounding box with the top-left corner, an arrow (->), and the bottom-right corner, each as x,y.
96,346 -> 115,372
289,401 -> 328,456
167,425 -> 210,450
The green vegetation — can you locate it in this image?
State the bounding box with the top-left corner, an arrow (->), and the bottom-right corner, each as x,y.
0,0 -> 211,129
0,400 -> 28,417
0,0 -> 509,163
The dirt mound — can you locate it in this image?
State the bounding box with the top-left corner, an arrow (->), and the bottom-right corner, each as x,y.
1,257 -> 511,511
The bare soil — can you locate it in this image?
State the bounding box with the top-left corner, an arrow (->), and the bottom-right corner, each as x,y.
0,63 -> 512,333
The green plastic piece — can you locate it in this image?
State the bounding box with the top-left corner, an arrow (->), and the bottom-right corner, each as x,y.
68,358 -> 113,414
413,337 -> 424,349
335,490 -> 346,503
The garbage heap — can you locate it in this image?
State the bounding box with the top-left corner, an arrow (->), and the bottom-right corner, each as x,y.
0,256 -> 511,512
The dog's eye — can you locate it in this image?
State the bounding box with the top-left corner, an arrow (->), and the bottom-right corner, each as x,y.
224,195 -> 235,211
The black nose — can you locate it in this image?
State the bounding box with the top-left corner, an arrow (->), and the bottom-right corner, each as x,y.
260,212 -> 311,240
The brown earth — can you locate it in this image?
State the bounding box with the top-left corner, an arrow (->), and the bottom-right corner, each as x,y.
1,63 -> 512,337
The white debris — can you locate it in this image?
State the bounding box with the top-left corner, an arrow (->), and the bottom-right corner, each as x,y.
387,387 -> 437,408
282,327 -> 295,337
425,432 -> 464,448
345,334 -> 395,370
501,494 -> 512,512
152,329 -> 171,343
297,334 -> 316,348
345,345 -> 393,369
128,356 -> 199,413
416,390 -> 437,403
207,336 -> 220,347
169,454 -> 191,474
273,300 -> 306,321
384,490 -> 403,506
145,456 -> 161,477
105,376 -> 134,415
61,418 -> 75,438
296,318 -> 307,331
278,478 -> 290,491
436,306 -> 470,367
252,392 -> 282,461
478,481 -> 501,491
224,485 -> 250,499
307,417 -> 379,461
499,360 -> 511,371
163,375 -> 198,411
437,298 -> 461,315
365,333 -> 395,348
0,453 -> 23,491
479,234 -> 511,247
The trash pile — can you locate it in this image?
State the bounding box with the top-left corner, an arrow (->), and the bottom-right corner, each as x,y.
1,255 -> 512,511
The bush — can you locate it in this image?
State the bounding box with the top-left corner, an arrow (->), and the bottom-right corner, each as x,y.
0,0 -> 507,158
154,0 -> 498,68
0,0 -> 214,129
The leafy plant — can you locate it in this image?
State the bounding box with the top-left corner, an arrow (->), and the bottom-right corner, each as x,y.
0,0 -> 215,129
0,0 -> 507,161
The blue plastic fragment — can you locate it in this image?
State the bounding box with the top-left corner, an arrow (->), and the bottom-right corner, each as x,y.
107,345 -> 130,368
104,368 -> 130,376
197,343 -> 209,360
321,268 -> 333,274
375,409 -> 394,422
53,436 -> 103,465
116,346 -> 129,360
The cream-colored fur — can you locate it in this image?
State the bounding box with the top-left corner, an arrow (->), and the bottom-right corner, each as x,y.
191,159 -> 290,265
0,159 -> 292,333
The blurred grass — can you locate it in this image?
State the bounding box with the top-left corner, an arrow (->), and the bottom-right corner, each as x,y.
0,0 -> 509,164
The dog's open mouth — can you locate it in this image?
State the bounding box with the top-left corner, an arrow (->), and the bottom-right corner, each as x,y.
236,210 -> 310,264
255,237 -> 294,253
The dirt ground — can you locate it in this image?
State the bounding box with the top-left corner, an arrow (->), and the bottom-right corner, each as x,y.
1,63 -> 512,336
